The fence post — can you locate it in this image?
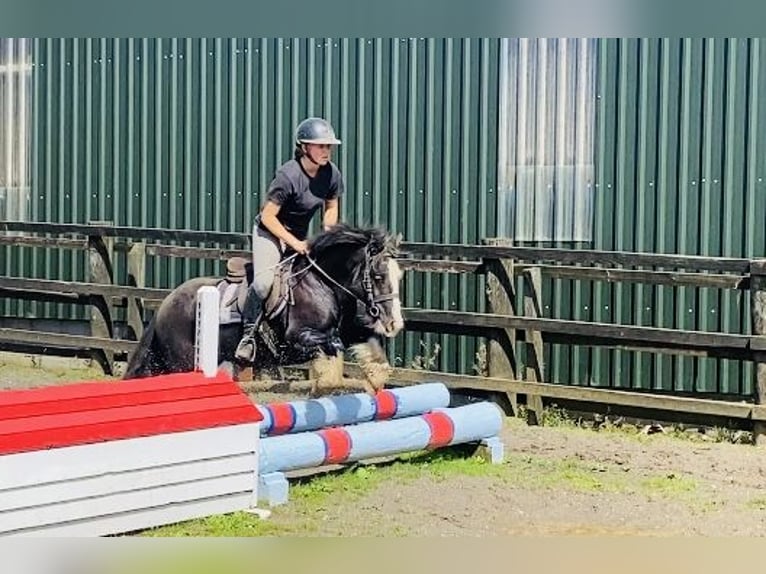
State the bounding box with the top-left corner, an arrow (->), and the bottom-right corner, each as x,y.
523,266 -> 546,424
750,260 -> 766,445
483,238 -> 519,414
126,241 -> 146,343
87,222 -> 114,375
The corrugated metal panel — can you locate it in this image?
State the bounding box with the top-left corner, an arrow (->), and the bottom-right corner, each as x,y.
498,38 -> 766,397
23,37 -> 766,397
0,38 -> 32,318
20,38 -> 500,374
0,39 -> 31,222
498,38 -> 597,242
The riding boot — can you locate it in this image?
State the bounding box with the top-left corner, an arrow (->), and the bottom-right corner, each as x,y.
235,289 -> 263,363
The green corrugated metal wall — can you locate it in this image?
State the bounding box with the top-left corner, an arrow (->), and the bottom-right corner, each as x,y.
541,38 -> 766,397
16,38 -> 500,374
8,37 -> 766,393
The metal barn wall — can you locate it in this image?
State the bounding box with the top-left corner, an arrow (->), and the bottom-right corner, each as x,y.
8,37 -> 765,395
540,38 -> 766,397
11,38 -> 500,374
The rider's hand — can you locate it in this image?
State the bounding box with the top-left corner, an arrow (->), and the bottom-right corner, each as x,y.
292,240 -> 310,255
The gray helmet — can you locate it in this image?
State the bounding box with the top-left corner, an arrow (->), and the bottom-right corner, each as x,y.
295,117 -> 341,145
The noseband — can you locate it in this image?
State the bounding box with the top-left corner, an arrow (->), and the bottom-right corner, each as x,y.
360,244 -> 396,319
304,243 -> 396,320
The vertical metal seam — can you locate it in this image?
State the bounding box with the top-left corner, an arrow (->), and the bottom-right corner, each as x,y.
228,38 -> 237,231
355,38 -> 365,225
244,37 -> 253,231
126,39 -> 134,227
113,39 -> 121,226
140,38 -> 148,228
372,38 -> 383,225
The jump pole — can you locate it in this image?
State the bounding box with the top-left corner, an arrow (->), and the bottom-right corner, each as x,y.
258,402 -> 505,506
0,370 -> 263,536
195,285 -> 221,378
256,382 -> 451,437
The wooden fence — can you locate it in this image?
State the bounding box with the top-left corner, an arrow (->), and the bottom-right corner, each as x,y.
3,220 -> 766,442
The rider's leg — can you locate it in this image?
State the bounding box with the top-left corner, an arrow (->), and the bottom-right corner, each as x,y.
235,227 -> 282,362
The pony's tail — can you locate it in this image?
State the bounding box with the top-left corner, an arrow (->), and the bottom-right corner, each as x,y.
123,315 -> 161,379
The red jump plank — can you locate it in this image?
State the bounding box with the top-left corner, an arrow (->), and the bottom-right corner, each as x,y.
0,370 -> 264,455
0,370 -> 233,408
0,381 -> 241,421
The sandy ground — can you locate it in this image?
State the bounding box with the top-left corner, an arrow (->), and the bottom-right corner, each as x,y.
4,352 -> 766,537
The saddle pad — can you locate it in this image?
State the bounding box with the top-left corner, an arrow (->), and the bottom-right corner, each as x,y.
264,261 -> 291,319
217,281 -> 244,325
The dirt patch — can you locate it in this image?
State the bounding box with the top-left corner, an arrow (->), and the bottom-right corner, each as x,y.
5,352 -> 766,537
346,420 -> 766,537
0,352 -> 113,390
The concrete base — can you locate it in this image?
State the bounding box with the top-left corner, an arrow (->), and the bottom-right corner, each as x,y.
258,472 -> 289,507
477,436 -> 505,464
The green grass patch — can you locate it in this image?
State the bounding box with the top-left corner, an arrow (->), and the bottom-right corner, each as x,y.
640,474 -> 698,497
502,454 -> 630,493
0,352 -> 113,386
144,446 -> 711,537
142,447 -> 498,537
141,511 -> 292,537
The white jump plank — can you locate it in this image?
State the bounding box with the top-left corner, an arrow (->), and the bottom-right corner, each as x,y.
0,423 -> 260,490
0,474 -> 254,533
4,493 -> 255,537
0,453 -> 257,511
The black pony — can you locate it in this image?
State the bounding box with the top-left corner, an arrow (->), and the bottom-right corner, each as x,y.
123,224 -> 404,394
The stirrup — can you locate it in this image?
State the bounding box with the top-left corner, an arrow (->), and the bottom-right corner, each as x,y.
235,337 -> 256,363
235,324 -> 258,363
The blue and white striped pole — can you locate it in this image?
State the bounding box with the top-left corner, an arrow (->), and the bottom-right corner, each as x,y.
255,382 -> 451,437
258,401 -> 505,505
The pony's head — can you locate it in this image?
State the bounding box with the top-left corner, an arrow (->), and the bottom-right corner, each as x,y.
309,224 -> 405,338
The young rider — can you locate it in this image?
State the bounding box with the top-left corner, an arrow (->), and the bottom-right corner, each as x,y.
235,117 -> 344,363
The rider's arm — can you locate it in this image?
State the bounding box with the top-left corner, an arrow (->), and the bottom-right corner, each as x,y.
323,197 -> 339,231
260,201 -> 305,252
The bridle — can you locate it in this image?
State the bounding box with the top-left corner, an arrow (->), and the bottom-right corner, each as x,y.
303,243 -> 396,319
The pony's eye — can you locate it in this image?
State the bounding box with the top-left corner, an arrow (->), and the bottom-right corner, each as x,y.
373,274 -> 384,281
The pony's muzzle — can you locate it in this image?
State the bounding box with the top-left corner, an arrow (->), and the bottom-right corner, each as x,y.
384,317 -> 404,337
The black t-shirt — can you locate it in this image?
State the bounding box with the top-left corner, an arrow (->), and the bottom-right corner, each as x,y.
259,159 -> 344,240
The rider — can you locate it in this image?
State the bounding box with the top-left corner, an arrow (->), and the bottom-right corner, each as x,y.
235,117 -> 344,363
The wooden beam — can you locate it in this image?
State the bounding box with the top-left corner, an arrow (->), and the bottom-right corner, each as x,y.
0,277 -> 170,300
514,264 -> 748,290
87,233 -> 115,373
143,244 -> 248,261
348,366 -> 766,422
483,239 -> 518,384
399,259 -> 483,274
0,221 -> 249,246
522,267 -> 545,383
0,236 -> 89,250
126,242 -> 147,342
400,242 -> 750,273
2,220 -> 750,274
751,262 -> 766,444
403,308 -> 752,354
0,328 -> 137,354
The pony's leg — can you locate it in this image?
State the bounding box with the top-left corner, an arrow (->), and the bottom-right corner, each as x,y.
292,329 -> 348,396
309,350 -> 347,397
350,337 -> 393,394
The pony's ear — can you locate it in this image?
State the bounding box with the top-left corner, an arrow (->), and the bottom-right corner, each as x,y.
384,232 -> 402,256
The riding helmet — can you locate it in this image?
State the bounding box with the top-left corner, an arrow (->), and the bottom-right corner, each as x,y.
295,117 -> 342,145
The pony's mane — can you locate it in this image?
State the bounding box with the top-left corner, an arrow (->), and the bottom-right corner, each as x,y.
308,223 -> 399,258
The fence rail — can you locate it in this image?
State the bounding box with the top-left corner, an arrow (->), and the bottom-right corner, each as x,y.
3,220 -> 766,441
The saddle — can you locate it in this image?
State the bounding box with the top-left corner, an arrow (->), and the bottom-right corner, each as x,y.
215,256 -> 294,326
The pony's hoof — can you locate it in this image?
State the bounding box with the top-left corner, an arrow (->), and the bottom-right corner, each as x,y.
309,380 -> 324,398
